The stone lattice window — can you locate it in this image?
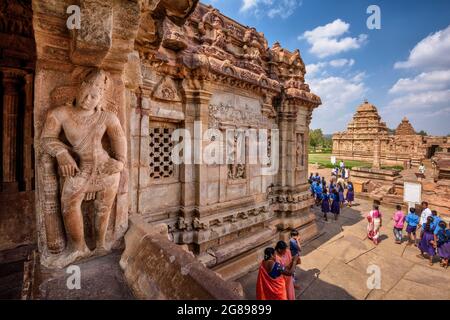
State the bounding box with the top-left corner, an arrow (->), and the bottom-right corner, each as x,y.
266,129 -> 272,167
149,124 -> 176,180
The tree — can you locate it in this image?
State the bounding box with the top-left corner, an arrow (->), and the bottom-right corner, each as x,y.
309,129 -> 324,152
418,130 -> 428,136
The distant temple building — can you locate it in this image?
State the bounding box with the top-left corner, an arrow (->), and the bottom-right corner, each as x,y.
332,101 -> 449,167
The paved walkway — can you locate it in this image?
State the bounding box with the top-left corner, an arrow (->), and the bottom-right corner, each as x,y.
238,198 -> 450,300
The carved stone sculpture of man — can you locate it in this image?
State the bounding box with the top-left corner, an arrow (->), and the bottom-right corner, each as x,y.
41,69 -> 127,268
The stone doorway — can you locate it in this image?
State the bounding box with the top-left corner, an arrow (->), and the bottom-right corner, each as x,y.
427,145 -> 440,159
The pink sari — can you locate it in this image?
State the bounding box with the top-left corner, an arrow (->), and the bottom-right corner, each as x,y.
276,250 -> 295,300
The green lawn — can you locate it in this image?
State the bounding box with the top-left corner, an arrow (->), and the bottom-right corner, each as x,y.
308,153 -> 403,170
309,153 -> 372,169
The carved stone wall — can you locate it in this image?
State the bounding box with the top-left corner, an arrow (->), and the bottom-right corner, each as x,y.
32,0 -> 142,267
128,3 -> 321,279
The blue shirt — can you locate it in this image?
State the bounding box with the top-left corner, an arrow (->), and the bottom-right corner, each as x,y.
289,238 -> 301,257
405,213 -> 419,227
315,184 -> 323,194
436,229 -> 450,245
431,216 -> 441,231
268,262 -> 284,279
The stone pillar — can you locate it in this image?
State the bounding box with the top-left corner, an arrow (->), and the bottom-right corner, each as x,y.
277,102 -> 297,189
373,138 -> 381,169
1,70 -> 22,192
23,73 -> 34,191
184,88 -> 213,210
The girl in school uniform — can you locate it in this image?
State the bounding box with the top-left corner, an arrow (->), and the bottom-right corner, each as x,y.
338,183 -> 345,208
435,221 -> 450,269
405,208 -> 419,246
330,189 -> 340,221
346,181 -> 355,207
321,189 -> 330,222
418,216 -> 436,266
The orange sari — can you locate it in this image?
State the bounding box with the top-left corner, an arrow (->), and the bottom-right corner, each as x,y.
256,261 -> 287,300
276,251 -> 295,300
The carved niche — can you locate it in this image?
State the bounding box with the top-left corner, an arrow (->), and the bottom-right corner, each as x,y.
38,69 -> 127,268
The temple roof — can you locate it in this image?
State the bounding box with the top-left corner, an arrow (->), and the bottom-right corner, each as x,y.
356,100 -> 378,113
395,117 -> 416,136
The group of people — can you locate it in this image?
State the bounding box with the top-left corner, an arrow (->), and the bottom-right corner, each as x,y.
309,172 -> 355,222
332,160 -> 350,180
256,231 -> 302,300
366,201 -> 450,268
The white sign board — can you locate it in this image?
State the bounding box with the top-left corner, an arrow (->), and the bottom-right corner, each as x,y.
403,182 -> 422,204
331,156 -> 336,165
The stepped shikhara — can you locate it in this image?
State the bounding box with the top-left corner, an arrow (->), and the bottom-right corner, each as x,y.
333,101 -> 448,167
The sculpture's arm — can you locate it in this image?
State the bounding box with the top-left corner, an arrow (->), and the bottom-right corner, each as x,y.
41,111 -> 70,157
41,110 -> 79,177
106,115 -> 127,165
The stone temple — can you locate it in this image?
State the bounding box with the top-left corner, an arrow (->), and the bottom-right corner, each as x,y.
0,0 -> 322,299
332,101 -> 449,167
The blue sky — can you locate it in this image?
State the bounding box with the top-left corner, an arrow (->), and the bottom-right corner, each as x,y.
202,0 -> 450,135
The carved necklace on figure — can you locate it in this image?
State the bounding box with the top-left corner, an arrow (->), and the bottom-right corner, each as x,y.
69,106 -> 102,127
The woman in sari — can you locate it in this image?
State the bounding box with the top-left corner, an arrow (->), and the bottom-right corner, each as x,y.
275,241 -> 296,300
256,247 -> 298,300
367,204 -> 382,245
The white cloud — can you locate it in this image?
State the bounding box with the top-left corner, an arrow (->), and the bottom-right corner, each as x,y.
240,0 -> 301,19
389,70 -> 450,94
306,59 -> 355,77
309,74 -> 367,133
310,76 -> 366,111
388,90 -> 450,110
241,0 -> 258,12
329,58 -> 355,68
394,25 -> 450,71
386,25 -> 450,133
300,19 -> 367,58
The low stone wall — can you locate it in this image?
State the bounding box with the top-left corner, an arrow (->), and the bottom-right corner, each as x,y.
120,216 -> 244,300
351,167 -> 400,183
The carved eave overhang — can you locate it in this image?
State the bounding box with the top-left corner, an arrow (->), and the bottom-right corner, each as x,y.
182,53 -> 281,95
284,88 -> 322,109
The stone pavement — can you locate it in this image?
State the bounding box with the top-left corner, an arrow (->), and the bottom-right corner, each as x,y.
237,198 -> 450,300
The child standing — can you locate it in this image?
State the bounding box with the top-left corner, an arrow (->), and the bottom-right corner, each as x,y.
405,207 -> 419,246
418,216 -> 436,266
392,205 -> 405,244
289,230 -> 302,289
331,189 -> 340,220
338,183 -> 345,208
321,189 -> 330,222
435,221 -> 450,269
346,181 -> 354,207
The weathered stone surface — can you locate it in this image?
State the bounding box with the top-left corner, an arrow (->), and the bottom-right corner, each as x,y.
120,215 -> 243,300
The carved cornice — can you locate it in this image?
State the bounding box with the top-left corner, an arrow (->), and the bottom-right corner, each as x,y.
136,2 -> 321,104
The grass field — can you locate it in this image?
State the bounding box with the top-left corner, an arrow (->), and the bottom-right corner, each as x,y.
308,153 -> 403,170
309,153 -> 372,169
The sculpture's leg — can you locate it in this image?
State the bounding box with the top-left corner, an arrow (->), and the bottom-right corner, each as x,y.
94,173 -> 120,252
61,178 -> 89,252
